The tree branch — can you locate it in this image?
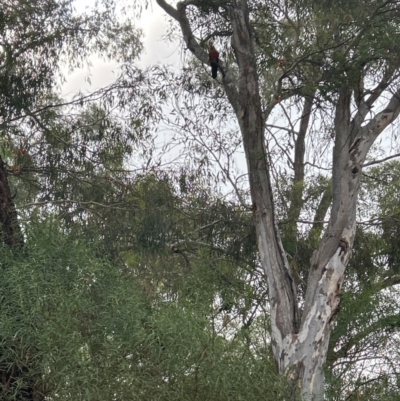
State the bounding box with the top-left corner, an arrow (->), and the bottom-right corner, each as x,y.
284,95 -> 314,252
155,0 -> 179,20
307,183 -> 333,242
362,88 -> 400,144
352,66 -> 396,128
20,199 -> 129,211
329,312 -> 400,364
363,152 -> 400,167
156,0 -> 240,113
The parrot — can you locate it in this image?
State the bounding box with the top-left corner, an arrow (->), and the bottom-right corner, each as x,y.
209,45 -> 224,79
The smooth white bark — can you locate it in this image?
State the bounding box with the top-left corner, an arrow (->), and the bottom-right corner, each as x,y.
155,1 -> 400,399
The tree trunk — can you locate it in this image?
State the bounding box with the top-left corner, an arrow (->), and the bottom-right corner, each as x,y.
228,3 -> 343,399
0,156 -> 23,248
228,0 -> 300,356
0,156 -> 38,400
155,0 -> 400,399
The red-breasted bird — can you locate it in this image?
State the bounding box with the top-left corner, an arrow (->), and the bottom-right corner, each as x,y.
209,45 -> 221,79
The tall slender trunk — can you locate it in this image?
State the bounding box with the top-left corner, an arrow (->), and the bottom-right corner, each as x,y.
229,0 -> 300,357
155,0 -> 400,399
228,6 -> 360,400
0,156 -> 38,400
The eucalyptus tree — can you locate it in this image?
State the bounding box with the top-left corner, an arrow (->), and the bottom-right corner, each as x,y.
324,161 -> 400,399
154,0 -> 400,399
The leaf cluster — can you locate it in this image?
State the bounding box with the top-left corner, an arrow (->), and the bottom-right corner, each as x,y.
0,219 -> 287,400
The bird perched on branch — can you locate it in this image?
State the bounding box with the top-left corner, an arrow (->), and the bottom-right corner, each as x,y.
209,45 -> 225,79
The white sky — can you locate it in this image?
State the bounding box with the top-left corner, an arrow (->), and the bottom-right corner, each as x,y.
61,2 -> 180,96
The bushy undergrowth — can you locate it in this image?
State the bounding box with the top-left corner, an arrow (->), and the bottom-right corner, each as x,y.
0,220 -> 286,400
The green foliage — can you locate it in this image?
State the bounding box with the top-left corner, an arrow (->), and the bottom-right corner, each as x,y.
0,220 -> 287,400
0,221 -> 149,400
324,162 -> 400,398
0,0 -> 142,123
272,159 -> 400,397
2,0 -> 400,399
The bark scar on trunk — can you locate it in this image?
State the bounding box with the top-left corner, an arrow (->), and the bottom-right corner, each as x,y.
338,238 -> 349,256
0,156 -> 23,248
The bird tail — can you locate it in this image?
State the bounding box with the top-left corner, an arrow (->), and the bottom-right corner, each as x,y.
211,62 -> 218,79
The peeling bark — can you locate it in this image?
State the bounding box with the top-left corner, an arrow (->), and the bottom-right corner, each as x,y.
155,1 -> 400,399
228,0 -> 299,354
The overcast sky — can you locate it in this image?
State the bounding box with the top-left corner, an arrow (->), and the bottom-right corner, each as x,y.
61,3 -> 180,96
